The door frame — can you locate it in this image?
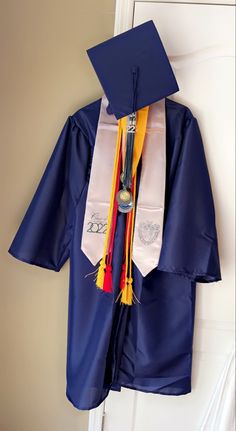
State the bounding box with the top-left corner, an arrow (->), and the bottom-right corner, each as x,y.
114,0 -> 235,37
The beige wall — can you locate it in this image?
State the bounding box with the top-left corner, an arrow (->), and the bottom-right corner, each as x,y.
0,1 -> 115,430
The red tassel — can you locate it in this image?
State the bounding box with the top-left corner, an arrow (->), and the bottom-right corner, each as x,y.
103,264 -> 113,292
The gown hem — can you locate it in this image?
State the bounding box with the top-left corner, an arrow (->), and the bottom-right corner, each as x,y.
66,382 -> 191,411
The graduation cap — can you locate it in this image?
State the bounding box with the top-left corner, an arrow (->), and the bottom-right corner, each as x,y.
87,20 -> 179,119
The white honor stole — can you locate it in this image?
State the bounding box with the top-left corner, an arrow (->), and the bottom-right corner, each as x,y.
81,95 -> 166,277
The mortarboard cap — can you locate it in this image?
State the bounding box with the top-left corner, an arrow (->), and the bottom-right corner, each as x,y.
87,20 -> 179,119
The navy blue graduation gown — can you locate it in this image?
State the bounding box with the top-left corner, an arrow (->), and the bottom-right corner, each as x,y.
8,98 -> 221,410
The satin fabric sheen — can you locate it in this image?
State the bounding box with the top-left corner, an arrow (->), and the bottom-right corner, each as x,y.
132,98 -> 166,276
8,98 -> 221,410
81,95 -> 119,266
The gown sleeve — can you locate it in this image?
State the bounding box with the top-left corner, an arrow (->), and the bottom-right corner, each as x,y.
158,111 -> 221,283
8,115 -> 91,271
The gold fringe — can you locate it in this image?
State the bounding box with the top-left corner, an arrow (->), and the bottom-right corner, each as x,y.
115,289 -> 123,303
119,276 -> 133,305
115,284 -> 141,305
95,258 -> 106,289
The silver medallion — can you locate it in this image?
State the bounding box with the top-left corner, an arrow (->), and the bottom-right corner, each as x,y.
116,188 -> 133,213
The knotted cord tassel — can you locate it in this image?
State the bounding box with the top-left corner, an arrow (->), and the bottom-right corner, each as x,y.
103,264 -> 113,292
95,258 -> 106,289
120,276 -> 133,305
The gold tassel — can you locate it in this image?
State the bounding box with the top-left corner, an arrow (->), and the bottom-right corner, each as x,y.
120,276 -> 133,305
95,258 -> 106,289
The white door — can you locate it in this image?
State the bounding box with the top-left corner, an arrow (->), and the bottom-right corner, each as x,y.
89,1 -> 235,430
